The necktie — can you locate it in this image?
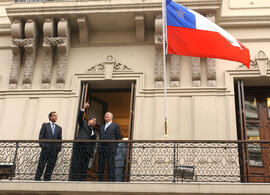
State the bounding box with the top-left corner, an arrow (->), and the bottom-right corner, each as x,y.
90,127 -> 94,136
51,123 -> 55,136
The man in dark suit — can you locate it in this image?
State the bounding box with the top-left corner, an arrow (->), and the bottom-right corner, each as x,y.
98,112 -> 122,181
35,111 -> 62,181
69,102 -> 97,181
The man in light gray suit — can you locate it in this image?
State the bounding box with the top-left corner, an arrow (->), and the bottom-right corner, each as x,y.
98,112 -> 122,181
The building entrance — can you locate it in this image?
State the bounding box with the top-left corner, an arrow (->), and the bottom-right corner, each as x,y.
236,80 -> 270,182
76,80 -> 135,181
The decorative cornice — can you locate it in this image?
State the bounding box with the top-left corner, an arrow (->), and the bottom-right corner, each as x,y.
0,23 -> 11,33
12,38 -> 34,47
87,55 -> 133,73
219,15 -> 270,27
237,50 -> 270,76
43,37 -> 66,46
6,0 -> 222,20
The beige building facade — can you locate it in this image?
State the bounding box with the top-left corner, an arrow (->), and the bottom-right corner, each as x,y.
0,0 -> 270,194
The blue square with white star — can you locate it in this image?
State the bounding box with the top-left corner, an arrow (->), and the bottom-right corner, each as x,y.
166,0 -> 196,29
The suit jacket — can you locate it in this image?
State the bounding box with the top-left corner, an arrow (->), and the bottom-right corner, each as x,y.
99,122 -> 122,141
76,110 -> 96,141
39,122 -> 62,152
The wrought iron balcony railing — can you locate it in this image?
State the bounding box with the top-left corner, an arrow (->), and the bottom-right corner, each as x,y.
0,140 -> 269,183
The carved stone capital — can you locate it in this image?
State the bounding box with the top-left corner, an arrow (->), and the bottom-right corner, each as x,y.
154,33 -> 163,45
12,38 -> 35,47
87,55 -> 133,79
237,50 -> 270,76
43,37 -> 67,47
206,14 -> 216,23
192,57 -> 201,87
169,54 -> 180,87
255,50 -> 269,76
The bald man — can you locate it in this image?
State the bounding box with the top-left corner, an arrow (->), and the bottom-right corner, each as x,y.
98,112 -> 122,181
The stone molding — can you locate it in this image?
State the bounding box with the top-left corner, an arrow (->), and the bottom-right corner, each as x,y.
87,55 -> 133,80
9,20 -> 23,89
192,57 -> 201,87
43,37 -> 67,46
77,17 -> 88,44
135,14 -> 145,42
41,18 -> 70,88
169,54 -> 180,87
6,0 -> 222,18
205,14 -> 216,87
56,18 -> 70,88
42,18 -> 56,88
9,19 -> 38,89
206,58 -> 216,87
154,14 -> 164,87
220,15 -> 270,27
237,50 -> 270,76
22,19 -> 38,88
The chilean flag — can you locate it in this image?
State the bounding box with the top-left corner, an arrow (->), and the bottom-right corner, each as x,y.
166,0 -> 250,68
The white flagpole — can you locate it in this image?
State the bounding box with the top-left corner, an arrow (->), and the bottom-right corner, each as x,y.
162,0 -> 168,137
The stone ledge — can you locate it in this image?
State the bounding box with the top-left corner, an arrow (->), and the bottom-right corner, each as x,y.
6,0 -> 222,18
0,181 -> 270,194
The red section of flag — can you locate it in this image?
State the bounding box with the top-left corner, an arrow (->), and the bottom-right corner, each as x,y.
167,26 -> 250,68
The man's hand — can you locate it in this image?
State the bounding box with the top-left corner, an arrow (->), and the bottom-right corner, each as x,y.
83,102 -> 90,110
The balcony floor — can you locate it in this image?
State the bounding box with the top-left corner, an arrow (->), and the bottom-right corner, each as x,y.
1,181 -> 270,195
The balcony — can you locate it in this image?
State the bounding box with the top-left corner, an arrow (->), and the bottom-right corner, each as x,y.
0,140 -> 270,194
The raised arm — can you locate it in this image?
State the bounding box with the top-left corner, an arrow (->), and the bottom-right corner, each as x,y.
78,102 -> 90,127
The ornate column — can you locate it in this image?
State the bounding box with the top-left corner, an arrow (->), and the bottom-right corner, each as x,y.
154,14 -> 164,87
169,54 -> 180,87
192,57 -> 201,87
206,14 -> 216,87
9,20 -> 24,89
22,19 -> 38,89
42,18 -> 56,88
56,18 -> 70,88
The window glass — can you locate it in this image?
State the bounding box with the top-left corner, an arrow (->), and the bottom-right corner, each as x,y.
245,96 -> 258,118
246,123 -> 262,167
